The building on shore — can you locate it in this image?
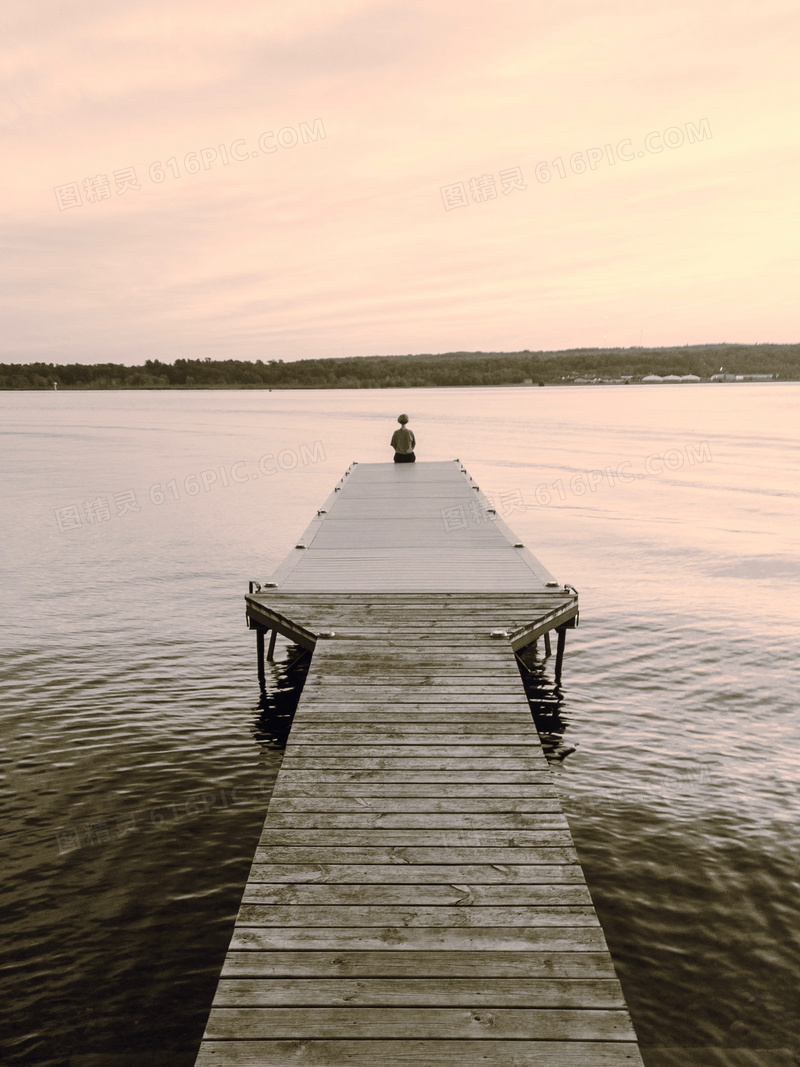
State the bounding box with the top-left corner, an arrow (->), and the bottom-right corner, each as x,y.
711,373 -> 775,382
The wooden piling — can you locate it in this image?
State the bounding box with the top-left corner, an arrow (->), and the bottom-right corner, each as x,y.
256,628 -> 266,685
555,625 -> 567,684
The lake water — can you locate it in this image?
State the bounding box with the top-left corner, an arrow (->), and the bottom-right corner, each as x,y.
2,385 -> 799,1065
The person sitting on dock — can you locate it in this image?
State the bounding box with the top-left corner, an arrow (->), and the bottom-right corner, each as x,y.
391,414 -> 416,463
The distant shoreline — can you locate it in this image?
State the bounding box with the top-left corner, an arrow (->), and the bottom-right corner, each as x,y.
1,379 -> 793,393
2,344 -> 797,390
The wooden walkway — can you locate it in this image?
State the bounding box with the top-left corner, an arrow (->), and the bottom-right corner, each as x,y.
195,462 -> 643,1066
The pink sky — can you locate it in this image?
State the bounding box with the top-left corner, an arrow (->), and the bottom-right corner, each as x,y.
2,0 -> 798,363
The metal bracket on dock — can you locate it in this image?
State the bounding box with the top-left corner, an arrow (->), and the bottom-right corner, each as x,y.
249,580 -> 278,593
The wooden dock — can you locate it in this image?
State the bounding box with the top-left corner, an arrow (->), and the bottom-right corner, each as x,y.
195,461 -> 643,1066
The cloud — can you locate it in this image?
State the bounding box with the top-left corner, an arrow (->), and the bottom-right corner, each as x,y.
1,0 -> 799,363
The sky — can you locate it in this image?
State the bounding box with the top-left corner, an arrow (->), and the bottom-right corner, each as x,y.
2,0 -> 798,364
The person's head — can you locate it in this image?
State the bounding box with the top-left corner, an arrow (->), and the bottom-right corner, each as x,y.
397,413 -> 409,425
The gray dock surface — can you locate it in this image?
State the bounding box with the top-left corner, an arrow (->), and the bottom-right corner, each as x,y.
195,461 -> 643,1066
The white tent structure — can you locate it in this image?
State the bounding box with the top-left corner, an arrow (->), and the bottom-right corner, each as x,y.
641,374 -> 663,382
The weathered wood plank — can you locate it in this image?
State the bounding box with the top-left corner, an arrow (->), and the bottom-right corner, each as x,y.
266,592 -> 566,602
264,596 -> 565,603
269,597 -> 571,606
309,639 -> 518,648
308,664 -> 521,674
307,657 -> 520,665
308,618 -> 533,625
288,732 -> 540,746
204,1006 -> 635,1040
196,1039 -> 643,1066
305,653 -> 515,663
293,709 -> 535,721
279,615 -> 563,622
307,655 -> 523,664
294,711 -> 537,723
304,623 -> 510,629
297,620 -> 546,628
273,771 -> 555,784
263,814 -> 569,830
263,601 -> 565,608
308,652 -> 522,662
219,950 -> 616,979
246,864 -> 586,884
267,797 -> 563,812
253,847 -> 580,864
241,884 -> 593,905
298,698 -> 530,708
303,611 -> 533,618
290,615 -> 555,625
282,745 -> 545,757
236,905 -> 599,927
298,707 -> 536,719
299,593 -> 563,605
271,782 -> 558,797
212,977 -> 625,1007
291,601 -> 538,610
295,704 -> 533,715
230,927 -> 607,951
280,759 -> 550,770
300,686 -> 525,696
271,614 -> 566,622
306,672 -> 525,684
257,831 -> 574,847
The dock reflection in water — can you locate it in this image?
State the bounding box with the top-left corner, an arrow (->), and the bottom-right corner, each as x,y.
253,641 -> 311,749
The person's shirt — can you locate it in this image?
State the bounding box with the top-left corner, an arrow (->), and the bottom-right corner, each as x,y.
391,427 -> 415,454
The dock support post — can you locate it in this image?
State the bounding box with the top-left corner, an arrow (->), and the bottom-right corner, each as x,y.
544,631 -> 552,658
554,625 -> 567,684
267,629 -> 277,661
256,627 -> 267,703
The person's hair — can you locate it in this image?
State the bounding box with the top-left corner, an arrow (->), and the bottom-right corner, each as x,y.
397,413 -> 409,424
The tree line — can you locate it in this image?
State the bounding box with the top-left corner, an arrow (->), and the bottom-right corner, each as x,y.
1,344 -> 798,390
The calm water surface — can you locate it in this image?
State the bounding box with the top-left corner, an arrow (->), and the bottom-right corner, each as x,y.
1,386 -> 799,1065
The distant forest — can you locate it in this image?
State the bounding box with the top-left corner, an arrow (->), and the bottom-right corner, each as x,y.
2,344 -> 798,390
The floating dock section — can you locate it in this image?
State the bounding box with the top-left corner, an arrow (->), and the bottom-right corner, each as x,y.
195,460 -> 643,1066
